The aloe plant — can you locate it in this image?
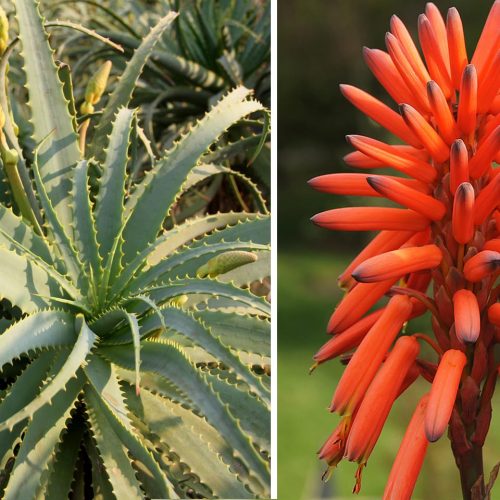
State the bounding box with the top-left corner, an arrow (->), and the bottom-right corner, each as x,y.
0,1 -> 270,498
46,0 -> 271,195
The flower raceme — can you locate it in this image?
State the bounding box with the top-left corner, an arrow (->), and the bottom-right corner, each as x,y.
310,3 -> 499,498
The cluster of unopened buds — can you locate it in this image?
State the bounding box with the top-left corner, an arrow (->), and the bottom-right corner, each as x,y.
309,2 -> 499,499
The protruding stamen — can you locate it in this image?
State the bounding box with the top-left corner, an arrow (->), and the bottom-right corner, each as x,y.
345,336 -> 420,465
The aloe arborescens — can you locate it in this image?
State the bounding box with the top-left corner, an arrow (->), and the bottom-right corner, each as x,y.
0,1 -> 270,498
310,3 -> 499,499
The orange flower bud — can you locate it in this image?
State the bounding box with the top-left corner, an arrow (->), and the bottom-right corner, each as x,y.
463,250 -> 500,282
367,176 -> 446,221
446,7 -> 468,89
346,135 -> 436,182
457,64 -> 478,135
390,15 -> 430,85
426,80 -> 459,145
345,335 -> 420,460
418,14 -> 453,99
453,289 -> 481,343
425,349 -> 467,442
314,308 -> 385,364
327,279 -> 396,333
345,336 -> 420,493
383,394 -> 430,500
452,182 -> 475,244
338,230 -> 414,289
331,295 -> 413,414
400,103 -> 449,163
449,139 -> 469,194
311,207 -> 430,232
385,32 -> 430,113
352,244 -> 442,283
362,47 -> 417,108
340,84 -> 419,146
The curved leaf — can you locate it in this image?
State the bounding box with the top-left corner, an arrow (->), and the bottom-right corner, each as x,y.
14,0 -> 81,228
0,315 -> 96,431
120,87 -> 264,267
0,310 -> 75,369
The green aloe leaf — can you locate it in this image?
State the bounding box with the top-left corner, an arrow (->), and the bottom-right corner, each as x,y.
100,340 -> 269,488
71,160 -> 100,281
119,86 -> 263,268
14,0 -> 81,228
0,315 -> 96,431
94,108 -> 135,263
2,373 -> 84,500
90,12 -> 178,161
123,384 -> 254,499
0,311 -> 75,367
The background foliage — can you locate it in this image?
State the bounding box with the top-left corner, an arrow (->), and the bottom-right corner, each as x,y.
278,1 -> 499,499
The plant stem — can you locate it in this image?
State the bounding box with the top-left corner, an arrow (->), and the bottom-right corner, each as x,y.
454,444 -> 485,500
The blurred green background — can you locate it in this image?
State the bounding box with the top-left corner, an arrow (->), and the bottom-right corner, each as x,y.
277,1 -> 497,499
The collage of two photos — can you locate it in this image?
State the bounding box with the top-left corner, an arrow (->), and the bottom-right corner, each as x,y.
0,0 -> 498,499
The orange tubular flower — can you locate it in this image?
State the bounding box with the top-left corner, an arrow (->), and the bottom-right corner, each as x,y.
346,135 -> 436,182
337,229 -> 414,288
452,182 -> 475,244
314,308 -> 385,365
311,207 -> 430,232
383,395 -> 430,500
310,3 -> 499,497
330,295 -> 412,415
425,350 -> 467,442
340,84 -> 419,147
345,337 -> 420,478
367,176 -> 446,221
352,244 -> 442,283
449,139 -> 469,194
327,279 -> 396,334
463,250 -> 500,282
453,289 -> 481,343
457,65 -> 478,135
446,8 -> 467,89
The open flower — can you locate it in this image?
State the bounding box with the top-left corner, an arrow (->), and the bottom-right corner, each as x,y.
310,2 -> 499,497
